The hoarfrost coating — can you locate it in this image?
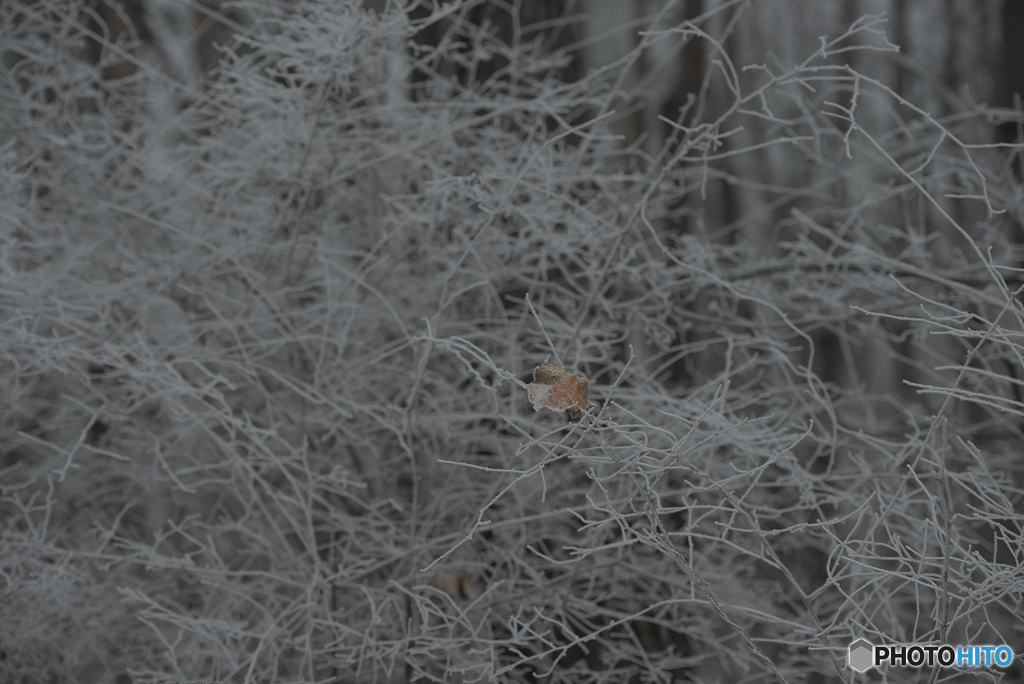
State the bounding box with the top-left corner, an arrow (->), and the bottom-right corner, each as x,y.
2,1 -> 1023,682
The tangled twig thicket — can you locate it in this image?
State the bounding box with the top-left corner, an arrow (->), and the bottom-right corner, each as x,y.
2,1 -> 1023,682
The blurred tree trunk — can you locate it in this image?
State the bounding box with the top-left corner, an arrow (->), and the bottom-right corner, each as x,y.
82,0 -> 152,132
83,0 -> 150,82
997,0 -> 1024,179
408,0 -> 583,93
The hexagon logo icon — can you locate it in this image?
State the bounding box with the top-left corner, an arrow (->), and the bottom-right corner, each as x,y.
849,639 -> 874,672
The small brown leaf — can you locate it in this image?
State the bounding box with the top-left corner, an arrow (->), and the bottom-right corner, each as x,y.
527,363 -> 589,420
428,571 -> 478,603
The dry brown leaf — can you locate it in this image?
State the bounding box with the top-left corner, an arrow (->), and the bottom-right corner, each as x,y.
527,363 -> 589,420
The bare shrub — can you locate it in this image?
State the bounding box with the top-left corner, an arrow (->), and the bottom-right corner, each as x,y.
1,1 -> 1022,682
